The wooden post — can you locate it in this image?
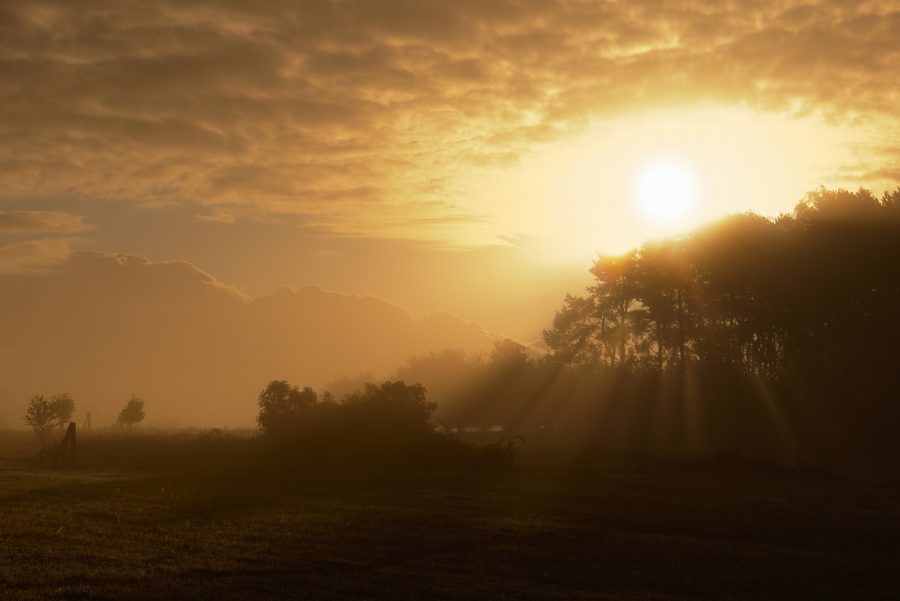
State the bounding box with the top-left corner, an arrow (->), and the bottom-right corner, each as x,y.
56,422 -> 76,467
82,411 -> 91,430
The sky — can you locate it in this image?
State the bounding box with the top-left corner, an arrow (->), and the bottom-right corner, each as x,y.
2,0 -> 900,342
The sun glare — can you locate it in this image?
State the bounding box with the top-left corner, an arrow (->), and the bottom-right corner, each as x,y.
635,162 -> 697,220
468,105 -> 865,264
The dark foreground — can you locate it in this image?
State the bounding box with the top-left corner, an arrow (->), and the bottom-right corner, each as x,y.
1,439 -> 899,599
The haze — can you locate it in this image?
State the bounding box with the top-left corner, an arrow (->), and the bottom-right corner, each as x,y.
2,0 -> 900,427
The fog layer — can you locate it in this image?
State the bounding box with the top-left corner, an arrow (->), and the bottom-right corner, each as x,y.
0,252 -> 497,426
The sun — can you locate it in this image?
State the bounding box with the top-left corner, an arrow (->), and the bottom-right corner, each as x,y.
635,161 -> 697,220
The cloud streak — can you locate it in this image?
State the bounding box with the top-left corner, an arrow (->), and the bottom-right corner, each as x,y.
0,210 -> 89,233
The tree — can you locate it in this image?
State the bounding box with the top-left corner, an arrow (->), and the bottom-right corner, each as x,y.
49,393 -> 76,429
256,380 -> 318,435
341,381 -> 436,440
23,393 -> 77,439
24,395 -> 56,439
117,395 -> 145,427
543,294 -> 602,367
589,252 -> 642,367
489,339 -> 531,367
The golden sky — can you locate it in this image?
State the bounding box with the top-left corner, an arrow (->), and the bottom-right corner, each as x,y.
1,0 -> 900,336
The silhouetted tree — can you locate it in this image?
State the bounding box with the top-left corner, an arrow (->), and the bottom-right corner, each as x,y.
530,186 -> 900,473
24,395 -> 56,440
117,395 -> 145,427
23,393 -> 77,439
489,339 -> 531,367
341,381 -> 436,438
543,294 -> 602,367
256,380 -> 317,435
254,379 -> 450,460
49,393 -> 76,429
545,187 -> 900,381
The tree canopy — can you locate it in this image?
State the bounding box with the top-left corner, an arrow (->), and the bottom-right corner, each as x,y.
49,394 -> 75,429
255,379 -> 443,458
118,395 -> 146,427
544,187 -> 900,383
257,380 -> 319,436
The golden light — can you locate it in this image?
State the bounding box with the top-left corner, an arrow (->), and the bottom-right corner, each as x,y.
635,162 -> 696,220
463,105 -> 869,264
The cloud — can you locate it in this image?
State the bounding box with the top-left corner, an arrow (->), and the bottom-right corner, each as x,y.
0,1 -> 898,244
194,208 -> 238,224
0,210 -> 89,233
0,251 -> 498,425
0,237 -> 74,274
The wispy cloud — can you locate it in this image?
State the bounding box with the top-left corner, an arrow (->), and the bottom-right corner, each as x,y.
0,210 -> 89,234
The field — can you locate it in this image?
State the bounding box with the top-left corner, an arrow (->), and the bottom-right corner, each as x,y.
1,431 -> 899,600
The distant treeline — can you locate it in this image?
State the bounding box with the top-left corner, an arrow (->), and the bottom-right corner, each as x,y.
395,188 -> 900,476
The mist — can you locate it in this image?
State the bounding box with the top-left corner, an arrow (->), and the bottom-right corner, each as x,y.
0,252 -> 498,427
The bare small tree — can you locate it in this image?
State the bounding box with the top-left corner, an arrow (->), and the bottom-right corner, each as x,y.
49,393 -> 76,429
24,395 -> 56,440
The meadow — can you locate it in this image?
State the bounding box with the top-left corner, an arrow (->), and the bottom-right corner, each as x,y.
1,430 -> 898,600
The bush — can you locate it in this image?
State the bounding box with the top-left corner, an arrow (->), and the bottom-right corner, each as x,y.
255,379 -> 506,466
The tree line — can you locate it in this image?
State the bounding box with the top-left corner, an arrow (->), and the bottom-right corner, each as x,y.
544,187 -> 900,379
394,188 -> 900,475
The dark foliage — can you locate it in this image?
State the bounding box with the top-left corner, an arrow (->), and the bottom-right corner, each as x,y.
400,188 -> 900,477
23,396 -> 56,439
48,394 -> 75,429
117,394 -> 146,427
256,379 -> 508,466
256,380 -> 319,436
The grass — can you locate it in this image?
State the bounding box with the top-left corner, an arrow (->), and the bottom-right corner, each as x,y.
1,430 -> 899,599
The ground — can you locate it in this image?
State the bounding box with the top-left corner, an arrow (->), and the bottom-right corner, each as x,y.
0,432 -> 898,600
